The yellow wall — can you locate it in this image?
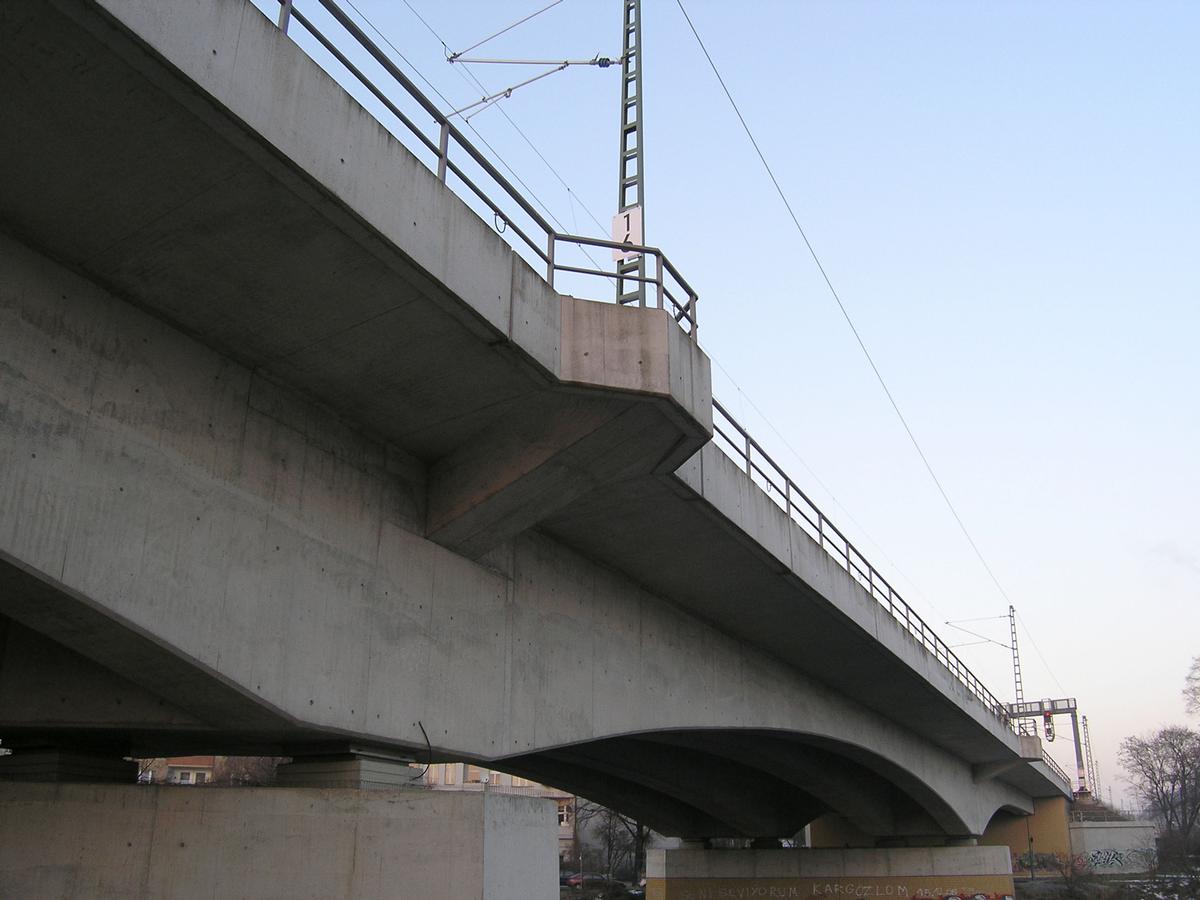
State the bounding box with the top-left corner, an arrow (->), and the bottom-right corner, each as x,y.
807,813 -> 876,849
980,796 -> 1071,877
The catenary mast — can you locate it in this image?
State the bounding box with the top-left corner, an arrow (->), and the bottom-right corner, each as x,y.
615,0 -> 646,306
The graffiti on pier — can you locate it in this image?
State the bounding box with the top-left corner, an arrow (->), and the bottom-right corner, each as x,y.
1014,847 -> 1157,875
1082,847 -> 1156,870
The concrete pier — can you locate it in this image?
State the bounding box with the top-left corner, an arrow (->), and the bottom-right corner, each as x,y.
0,782 -> 557,900
647,847 -> 1015,900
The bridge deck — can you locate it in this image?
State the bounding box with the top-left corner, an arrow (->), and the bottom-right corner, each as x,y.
0,0 -> 1068,824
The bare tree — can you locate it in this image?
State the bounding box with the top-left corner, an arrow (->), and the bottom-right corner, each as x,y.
1186,656 -> 1200,717
211,756 -> 286,785
1120,727 -> 1200,864
575,799 -> 652,883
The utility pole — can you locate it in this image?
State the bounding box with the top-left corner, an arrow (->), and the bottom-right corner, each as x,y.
614,0 -> 646,306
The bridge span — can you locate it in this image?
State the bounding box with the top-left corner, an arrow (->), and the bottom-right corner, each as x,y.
0,0 -> 1068,850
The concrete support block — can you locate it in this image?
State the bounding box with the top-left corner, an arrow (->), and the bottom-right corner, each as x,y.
426,395 -> 696,559
559,297 -> 712,433
0,781 -> 558,900
0,748 -> 135,783
275,748 -> 420,790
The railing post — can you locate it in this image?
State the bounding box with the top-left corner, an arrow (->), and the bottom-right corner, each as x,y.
546,234 -> 555,286
743,433 -> 752,475
655,254 -> 664,310
689,292 -> 698,342
437,121 -> 450,183
277,0 -> 294,33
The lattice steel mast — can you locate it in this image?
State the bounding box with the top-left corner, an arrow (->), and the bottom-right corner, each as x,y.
1009,605 -> 1033,736
1082,715 -> 1099,798
615,0 -> 646,306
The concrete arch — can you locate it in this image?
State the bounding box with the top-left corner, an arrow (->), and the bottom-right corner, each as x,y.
499,727 -> 978,840
638,730 -> 951,837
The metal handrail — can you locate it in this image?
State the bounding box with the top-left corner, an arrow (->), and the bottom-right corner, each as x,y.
272,0 -> 698,339
1041,752 -> 1071,786
711,398 -> 1020,736
270,0 -> 1039,759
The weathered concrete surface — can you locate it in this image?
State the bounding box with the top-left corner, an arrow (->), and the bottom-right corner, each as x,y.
0,0 -> 711,563
543,447 -> 1062,800
0,782 -> 557,900
0,0 -> 1067,845
0,233 -> 1041,837
1069,821 -> 1158,874
646,846 -> 1014,900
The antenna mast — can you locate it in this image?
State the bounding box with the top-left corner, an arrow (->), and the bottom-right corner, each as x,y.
614,0 -> 646,305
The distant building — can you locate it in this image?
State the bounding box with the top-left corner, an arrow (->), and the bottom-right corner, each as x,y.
142,756 -> 217,785
419,763 -> 575,862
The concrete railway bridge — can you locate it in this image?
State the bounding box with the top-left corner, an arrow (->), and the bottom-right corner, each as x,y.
0,0 -> 1069,851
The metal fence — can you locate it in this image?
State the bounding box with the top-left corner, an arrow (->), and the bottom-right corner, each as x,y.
271,0 -> 698,338
1041,752 -> 1071,786
711,399 -> 1019,733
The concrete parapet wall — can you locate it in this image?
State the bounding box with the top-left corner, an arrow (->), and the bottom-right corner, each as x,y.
0,782 -> 557,900
647,847 -> 1015,900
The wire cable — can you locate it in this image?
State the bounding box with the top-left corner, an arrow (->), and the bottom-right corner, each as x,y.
398,0 -> 448,54
943,622 -> 1011,651
388,0 -> 616,281
1016,610 -> 1067,694
675,0 -> 1022,622
705,352 -> 944,620
397,0 -> 605,235
341,0 -> 582,246
449,0 -> 566,61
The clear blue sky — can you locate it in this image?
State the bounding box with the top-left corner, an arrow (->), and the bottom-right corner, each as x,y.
261,0 -> 1200,806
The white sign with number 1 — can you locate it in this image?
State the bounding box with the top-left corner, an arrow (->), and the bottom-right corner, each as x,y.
611,206 -> 643,260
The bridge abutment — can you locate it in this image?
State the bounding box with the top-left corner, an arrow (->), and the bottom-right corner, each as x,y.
0,780 -> 559,899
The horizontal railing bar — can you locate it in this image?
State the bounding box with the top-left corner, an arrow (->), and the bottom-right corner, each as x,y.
313,0 -> 555,238
288,10 -> 440,159
552,262 -> 657,286
278,1 -> 700,335
709,397 -> 1016,733
555,233 -> 663,257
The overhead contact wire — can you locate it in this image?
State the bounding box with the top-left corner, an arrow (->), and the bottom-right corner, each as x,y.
449,0 -> 567,61
675,0 -> 1022,620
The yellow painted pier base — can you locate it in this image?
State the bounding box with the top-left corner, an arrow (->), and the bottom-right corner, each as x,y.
647,847 -> 1015,900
